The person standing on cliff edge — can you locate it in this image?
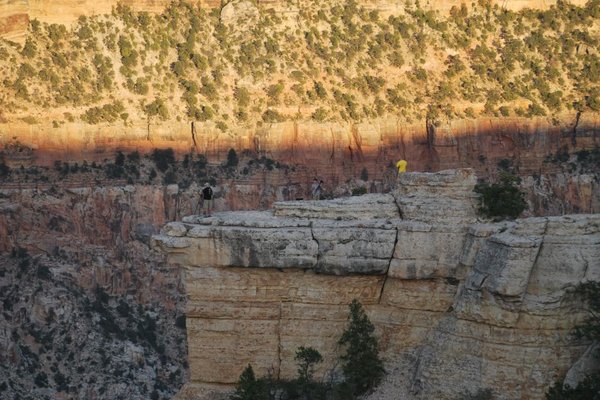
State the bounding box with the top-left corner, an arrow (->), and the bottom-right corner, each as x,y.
201,182 -> 213,217
311,178 -> 319,200
396,159 -> 408,173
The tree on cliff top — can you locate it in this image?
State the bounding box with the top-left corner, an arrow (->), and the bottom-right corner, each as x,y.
338,299 -> 385,396
474,172 -> 527,220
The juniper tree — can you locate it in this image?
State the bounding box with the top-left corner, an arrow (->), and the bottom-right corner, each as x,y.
295,346 -> 323,382
474,172 -> 527,220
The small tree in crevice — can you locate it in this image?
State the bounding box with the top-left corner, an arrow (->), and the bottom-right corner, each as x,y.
230,300 -> 385,400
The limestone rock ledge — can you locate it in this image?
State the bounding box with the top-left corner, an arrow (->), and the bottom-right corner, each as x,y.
153,169 -> 600,400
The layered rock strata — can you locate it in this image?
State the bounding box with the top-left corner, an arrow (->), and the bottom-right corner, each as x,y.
154,169 -> 600,400
2,115 -> 598,217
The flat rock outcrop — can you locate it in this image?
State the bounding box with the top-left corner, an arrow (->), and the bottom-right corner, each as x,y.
154,169 -> 600,399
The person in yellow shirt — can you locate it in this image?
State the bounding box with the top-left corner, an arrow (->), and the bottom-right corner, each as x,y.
396,159 -> 407,173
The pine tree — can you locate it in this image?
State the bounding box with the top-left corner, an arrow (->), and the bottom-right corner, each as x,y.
230,364 -> 268,400
338,299 -> 385,396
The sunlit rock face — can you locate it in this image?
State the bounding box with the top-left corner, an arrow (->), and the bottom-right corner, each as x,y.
2,115 -> 598,216
154,169 -> 600,400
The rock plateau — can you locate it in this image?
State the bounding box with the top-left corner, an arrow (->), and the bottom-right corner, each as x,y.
154,168 -> 600,400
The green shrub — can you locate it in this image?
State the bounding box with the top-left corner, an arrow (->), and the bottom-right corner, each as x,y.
144,98 -> 169,120
352,186 -> 367,196
226,148 -> 238,168
234,87 -> 251,107
262,109 -> 285,123
546,374 -> 600,400
115,151 -> 125,166
474,172 -> 527,220
163,170 -> 177,184
312,107 -> 327,122
21,38 -> 36,58
151,148 -> 175,172
118,35 -> 138,68
81,101 -> 125,124
127,151 -> 140,163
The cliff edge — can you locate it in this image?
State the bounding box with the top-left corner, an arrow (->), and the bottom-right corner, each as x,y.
153,168 -> 599,399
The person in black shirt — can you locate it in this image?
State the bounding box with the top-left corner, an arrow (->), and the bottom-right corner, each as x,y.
201,182 -> 214,217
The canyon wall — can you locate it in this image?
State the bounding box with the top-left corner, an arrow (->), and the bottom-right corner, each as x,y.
2,113 -> 598,178
0,183 -> 195,398
0,0 -> 590,42
154,169 -> 600,400
3,114 -> 598,214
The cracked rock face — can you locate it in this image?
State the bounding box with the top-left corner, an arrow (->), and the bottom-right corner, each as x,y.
154,169 -> 600,400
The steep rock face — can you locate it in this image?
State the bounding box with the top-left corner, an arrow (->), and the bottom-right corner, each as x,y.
154,169 -> 599,399
0,183 -> 192,398
3,115 -> 598,172
2,115 -> 599,216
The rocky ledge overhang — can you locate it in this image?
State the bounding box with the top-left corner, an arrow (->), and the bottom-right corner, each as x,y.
152,169 -> 600,400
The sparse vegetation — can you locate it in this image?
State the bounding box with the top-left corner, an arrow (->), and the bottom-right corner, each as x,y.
151,148 -> 175,172
351,186 -> 367,196
230,299 -> 384,400
0,0 -> 597,125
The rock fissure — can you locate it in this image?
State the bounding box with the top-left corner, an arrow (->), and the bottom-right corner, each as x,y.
309,220 -> 320,269
191,121 -> 198,152
276,301 -> 283,380
377,227 -> 399,304
572,111 -> 582,145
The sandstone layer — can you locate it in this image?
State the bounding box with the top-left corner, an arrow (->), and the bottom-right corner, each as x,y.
154,168 -> 600,400
3,114 -> 598,173
2,114 -> 599,218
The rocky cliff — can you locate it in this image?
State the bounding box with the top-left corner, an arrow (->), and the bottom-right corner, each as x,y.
2,114 -> 599,214
154,169 -> 600,400
1,0 -> 599,195
0,183 -> 192,398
